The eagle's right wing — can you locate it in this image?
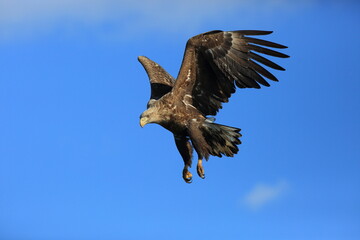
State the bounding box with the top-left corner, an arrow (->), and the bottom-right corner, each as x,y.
138,56 -> 175,101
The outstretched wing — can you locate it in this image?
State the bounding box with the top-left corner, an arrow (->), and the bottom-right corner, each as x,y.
172,30 -> 289,116
138,56 -> 175,101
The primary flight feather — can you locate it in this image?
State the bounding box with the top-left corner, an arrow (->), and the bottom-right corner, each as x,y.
139,30 -> 289,183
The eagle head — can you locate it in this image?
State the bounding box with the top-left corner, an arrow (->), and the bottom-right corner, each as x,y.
139,104 -> 162,127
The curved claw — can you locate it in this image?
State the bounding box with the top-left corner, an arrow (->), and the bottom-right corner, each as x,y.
182,168 -> 193,183
184,178 -> 192,184
197,159 -> 205,179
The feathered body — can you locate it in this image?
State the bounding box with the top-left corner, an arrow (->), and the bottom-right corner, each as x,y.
139,30 -> 288,183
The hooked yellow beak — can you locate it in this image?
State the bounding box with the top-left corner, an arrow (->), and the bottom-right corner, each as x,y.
140,117 -> 148,128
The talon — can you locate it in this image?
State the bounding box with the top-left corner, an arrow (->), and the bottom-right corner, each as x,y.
197,159 -> 205,179
182,168 -> 193,183
184,178 -> 192,184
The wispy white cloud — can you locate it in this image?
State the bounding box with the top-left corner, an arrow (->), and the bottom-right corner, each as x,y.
242,180 -> 289,210
0,0 -> 313,41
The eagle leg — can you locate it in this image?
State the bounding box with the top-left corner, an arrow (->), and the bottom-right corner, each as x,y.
196,158 -> 205,179
174,134 -> 193,183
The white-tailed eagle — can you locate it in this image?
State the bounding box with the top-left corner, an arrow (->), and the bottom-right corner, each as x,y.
139,30 -> 288,183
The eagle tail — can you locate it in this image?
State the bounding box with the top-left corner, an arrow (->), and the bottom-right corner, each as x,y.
201,122 -> 242,158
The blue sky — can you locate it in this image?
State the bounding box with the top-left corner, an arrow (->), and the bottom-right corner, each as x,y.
0,0 -> 359,239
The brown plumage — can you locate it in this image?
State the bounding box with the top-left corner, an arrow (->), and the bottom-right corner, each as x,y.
139,30 -> 289,183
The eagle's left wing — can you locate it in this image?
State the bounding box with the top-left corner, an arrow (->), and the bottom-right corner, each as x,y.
172,30 -> 289,116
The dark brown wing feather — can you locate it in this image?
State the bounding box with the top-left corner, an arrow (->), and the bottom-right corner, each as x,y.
172,30 -> 289,116
138,56 -> 175,100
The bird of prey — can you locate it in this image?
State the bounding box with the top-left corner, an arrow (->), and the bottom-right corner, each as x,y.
139,30 -> 288,183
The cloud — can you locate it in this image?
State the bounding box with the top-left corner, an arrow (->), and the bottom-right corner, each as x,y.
0,0 -> 313,41
242,180 -> 289,210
